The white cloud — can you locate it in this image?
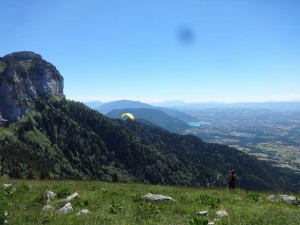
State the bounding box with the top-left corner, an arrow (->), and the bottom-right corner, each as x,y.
284,93 -> 300,100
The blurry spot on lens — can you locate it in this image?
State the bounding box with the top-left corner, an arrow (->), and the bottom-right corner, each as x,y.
178,26 -> 195,45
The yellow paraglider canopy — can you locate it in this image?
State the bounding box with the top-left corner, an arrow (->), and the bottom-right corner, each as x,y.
121,113 -> 135,121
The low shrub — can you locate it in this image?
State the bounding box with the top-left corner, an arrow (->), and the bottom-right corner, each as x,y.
189,217 -> 208,225
55,187 -> 71,199
247,192 -> 260,202
198,194 -> 221,208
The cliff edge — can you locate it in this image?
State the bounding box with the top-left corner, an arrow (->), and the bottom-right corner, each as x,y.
0,51 -> 64,123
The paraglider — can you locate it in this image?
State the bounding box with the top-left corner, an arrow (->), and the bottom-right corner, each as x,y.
121,113 -> 134,121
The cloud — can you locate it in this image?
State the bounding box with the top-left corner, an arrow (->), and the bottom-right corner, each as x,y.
283,93 -> 300,100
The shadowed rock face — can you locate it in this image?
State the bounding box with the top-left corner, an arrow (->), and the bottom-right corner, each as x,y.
0,51 -> 65,123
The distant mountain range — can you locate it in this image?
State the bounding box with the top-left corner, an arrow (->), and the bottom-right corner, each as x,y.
90,100 -> 197,133
83,100 -> 103,109
95,100 -> 198,122
85,99 -> 300,112
96,100 -> 151,114
153,100 -> 300,111
106,108 -> 191,133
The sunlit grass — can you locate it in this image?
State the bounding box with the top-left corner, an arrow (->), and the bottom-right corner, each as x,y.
0,179 -> 299,225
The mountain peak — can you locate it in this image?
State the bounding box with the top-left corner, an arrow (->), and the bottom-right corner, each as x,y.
3,51 -> 43,61
0,51 -> 64,123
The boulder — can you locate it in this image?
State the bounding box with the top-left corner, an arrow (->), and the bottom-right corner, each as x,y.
143,193 -> 173,201
43,205 -> 54,211
216,210 -> 229,217
45,190 -> 56,203
267,195 -> 276,202
280,195 -> 299,205
3,184 -> 12,188
61,192 -> 79,202
57,203 -> 73,214
197,211 -> 208,216
76,209 -> 90,216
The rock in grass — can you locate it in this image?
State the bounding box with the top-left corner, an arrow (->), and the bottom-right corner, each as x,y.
3,184 -> 12,188
57,203 -> 73,214
143,193 -> 173,201
216,210 -> 229,217
280,195 -> 299,205
45,190 -> 56,203
43,205 -> 55,211
197,211 -> 208,216
267,195 -> 276,202
61,193 -> 79,202
76,209 -> 90,216
208,222 -> 215,225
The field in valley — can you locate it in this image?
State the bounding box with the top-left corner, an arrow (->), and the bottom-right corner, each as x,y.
185,108 -> 300,171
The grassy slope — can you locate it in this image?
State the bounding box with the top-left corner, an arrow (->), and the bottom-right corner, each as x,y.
0,179 -> 299,225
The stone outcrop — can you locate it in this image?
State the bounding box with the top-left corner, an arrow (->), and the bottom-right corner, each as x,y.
43,205 -> 55,211
216,210 -> 229,217
57,203 -> 73,214
45,190 -> 56,203
61,193 -> 79,202
143,193 -> 174,201
0,51 -> 64,123
76,209 -> 90,216
280,194 -> 299,205
197,211 -> 208,216
267,195 -> 276,202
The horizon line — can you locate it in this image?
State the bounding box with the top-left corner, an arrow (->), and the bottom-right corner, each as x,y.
67,96 -> 300,104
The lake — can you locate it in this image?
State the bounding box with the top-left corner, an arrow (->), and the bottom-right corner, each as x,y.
187,121 -> 211,127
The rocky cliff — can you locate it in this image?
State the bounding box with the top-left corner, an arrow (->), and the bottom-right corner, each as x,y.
0,51 -> 64,123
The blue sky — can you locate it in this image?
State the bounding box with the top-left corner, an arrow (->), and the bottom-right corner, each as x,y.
1,0 -> 300,103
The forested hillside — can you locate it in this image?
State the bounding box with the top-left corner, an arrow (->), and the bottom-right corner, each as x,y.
0,98 -> 299,191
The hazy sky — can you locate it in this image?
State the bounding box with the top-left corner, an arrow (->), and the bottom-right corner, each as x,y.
1,0 -> 300,103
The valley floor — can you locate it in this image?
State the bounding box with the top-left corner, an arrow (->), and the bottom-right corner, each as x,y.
1,179 -> 300,225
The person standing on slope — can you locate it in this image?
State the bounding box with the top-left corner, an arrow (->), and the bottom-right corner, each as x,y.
228,170 -> 236,193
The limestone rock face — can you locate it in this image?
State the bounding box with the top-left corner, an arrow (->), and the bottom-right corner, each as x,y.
0,51 -> 64,123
